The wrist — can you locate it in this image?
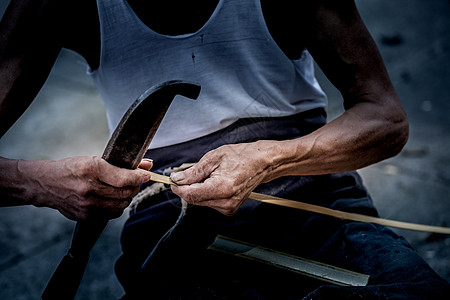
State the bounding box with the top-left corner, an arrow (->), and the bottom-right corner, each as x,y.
0,158 -> 33,206
15,159 -> 40,206
15,159 -> 55,207
253,140 -> 295,182
257,137 -> 316,181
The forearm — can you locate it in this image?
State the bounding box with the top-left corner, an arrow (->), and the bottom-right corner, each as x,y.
0,157 -> 34,206
264,101 -> 409,181
0,157 -> 62,208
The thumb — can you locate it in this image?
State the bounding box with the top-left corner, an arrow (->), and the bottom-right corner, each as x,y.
138,158 -> 153,171
97,158 -> 151,187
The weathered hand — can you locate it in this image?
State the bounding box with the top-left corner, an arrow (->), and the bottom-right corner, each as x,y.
170,141 -> 278,216
20,156 -> 152,221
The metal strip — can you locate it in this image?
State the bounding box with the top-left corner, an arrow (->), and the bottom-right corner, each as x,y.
208,235 -> 370,287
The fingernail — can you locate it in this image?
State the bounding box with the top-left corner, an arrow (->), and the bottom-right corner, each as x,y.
171,172 -> 185,183
143,158 -> 153,163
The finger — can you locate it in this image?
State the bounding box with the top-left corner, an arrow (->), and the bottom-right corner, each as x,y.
83,198 -> 131,220
95,157 -> 151,187
96,197 -> 131,215
58,195 -> 131,221
191,198 -> 240,216
171,183 -> 241,216
171,176 -> 233,203
171,156 -> 217,185
91,181 -> 141,199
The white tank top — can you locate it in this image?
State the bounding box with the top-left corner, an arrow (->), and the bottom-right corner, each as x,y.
88,0 -> 327,149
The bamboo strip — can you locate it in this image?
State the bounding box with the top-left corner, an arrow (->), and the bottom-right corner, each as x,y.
148,171 -> 450,235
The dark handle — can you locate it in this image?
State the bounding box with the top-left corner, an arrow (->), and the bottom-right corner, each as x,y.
41,219 -> 108,300
41,252 -> 89,300
41,81 -> 201,299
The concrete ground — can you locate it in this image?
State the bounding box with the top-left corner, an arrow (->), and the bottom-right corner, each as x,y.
0,0 -> 449,299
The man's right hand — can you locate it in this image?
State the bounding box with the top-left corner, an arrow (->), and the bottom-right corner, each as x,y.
0,156 -> 152,221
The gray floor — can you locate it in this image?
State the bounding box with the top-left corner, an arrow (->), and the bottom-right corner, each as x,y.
0,0 -> 449,299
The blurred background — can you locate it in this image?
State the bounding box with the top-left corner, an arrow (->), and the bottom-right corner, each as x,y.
0,0 -> 449,299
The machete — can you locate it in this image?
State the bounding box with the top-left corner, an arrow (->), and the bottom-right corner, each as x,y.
41,80 -> 201,300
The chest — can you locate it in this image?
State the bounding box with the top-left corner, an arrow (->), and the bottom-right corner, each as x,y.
71,0 -> 305,68
130,0 -> 304,56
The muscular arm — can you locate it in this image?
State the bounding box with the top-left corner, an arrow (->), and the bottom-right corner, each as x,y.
0,0 -> 63,205
0,0 -> 150,220
0,0 -> 99,136
264,0 -> 409,178
171,0 -> 408,215
0,0 -> 63,138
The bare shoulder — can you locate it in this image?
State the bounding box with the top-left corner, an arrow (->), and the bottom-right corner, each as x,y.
260,0 -> 307,59
61,0 -> 100,68
259,0 -> 360,59
297,0 -> 397,107
1,0 -> 97,48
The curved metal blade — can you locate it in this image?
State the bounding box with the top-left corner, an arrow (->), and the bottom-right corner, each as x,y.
102,80 -> 201,169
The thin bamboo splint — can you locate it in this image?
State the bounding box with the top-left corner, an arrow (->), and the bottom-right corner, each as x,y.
147,171 -> 450,235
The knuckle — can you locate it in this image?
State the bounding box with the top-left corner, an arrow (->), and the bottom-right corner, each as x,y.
117,187 -> 137,199
217,189 -> 232,200
74,156 -> 100,178
181,193 -> 194,204
222,207 -> 237,216
190,165 -> 208,181
72,160 -> 87,177
75,182 -> 93,196
221,199 -> 239,216
112,173 -> 128,188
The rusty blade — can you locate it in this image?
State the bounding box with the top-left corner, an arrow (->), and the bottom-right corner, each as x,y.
102,80 -> 201,169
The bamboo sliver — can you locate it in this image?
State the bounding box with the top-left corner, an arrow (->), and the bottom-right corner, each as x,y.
147,171 -> 450,235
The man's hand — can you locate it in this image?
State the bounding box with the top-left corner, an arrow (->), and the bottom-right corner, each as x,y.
170,141 -> 279,216
0,156 -> 152,221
